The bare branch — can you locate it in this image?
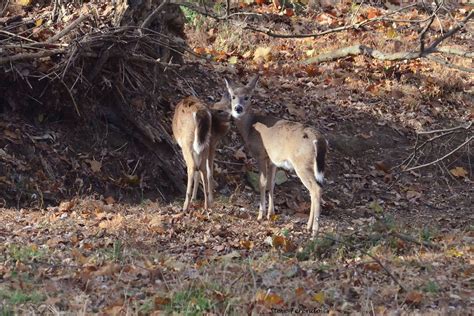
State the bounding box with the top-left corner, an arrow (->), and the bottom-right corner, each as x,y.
418,122 -> 472,135
421,9 -> 474,56
46,14 -> 90,43
302,44 -> 419,64
245,3 -> 418,39
0,49 -> 65,65
403,136 -> 473,172
140,0 -> 170,34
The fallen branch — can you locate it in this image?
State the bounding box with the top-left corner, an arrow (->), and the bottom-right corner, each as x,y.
302,44 -> 419,64
422,10 -> 474,56
0,49 -> 65,65
46,14 -> 90,43
302,46 -> 474,73
397,122 -> 473,171
389,231 -> 441,250
427,55 -> 474,73
436,46 -> 474,58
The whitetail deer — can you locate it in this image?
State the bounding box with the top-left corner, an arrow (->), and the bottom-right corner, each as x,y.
190,93 -> 231,202
172,96 -> 212,211
225,76 -> 328,236
173,95 -> 231,211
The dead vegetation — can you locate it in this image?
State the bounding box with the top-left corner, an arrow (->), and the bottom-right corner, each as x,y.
1,0 -> 473,314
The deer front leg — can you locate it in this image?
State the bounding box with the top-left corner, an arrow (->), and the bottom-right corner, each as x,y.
267,164 -> 277,220
257,167 -> 268,221
310,186 -> 322,237
206,158 -> 213,206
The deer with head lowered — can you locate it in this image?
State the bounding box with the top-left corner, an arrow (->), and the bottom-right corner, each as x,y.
172,95 -> 231,211
225,76 -> 328,236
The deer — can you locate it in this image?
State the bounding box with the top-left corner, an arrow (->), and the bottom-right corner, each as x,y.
172,96 -> 212,211
224,75 -> 328,236
172,94 -> 231,211
190,93 -> 231,202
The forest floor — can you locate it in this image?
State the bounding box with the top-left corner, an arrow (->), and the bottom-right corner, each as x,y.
1,2 -> 473,315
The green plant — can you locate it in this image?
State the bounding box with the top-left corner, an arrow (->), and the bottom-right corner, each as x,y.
136,298 -> 155,314
0,288 -> 45,305
8,245 -> 45,263
0,306 -> 14,316
112,240 -> 123,262
423,280 -> 439,293
296,235 -> 336,261
166,288 -> 213,315
420,226 -> 437,242
180,6 -> 205,29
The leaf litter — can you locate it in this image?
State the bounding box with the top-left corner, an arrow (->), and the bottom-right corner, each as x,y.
1,1 -> 473,314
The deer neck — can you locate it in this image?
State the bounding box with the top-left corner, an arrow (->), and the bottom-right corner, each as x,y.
234,112 -> 256,144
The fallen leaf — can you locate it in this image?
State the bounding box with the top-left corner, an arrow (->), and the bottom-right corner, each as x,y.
363,262 -> 382,272
406,190 -> 422,201
265,293 -> 284,306
234,146 -> 247,160
154,296 -> 171,306
254,46 -> 272,63
405,291 -> 423,304
87,159 -> 102,173
219,250 -> 241,260
295,287 -> 305,297
285,8 -> 294,17
228,56 -> 238,64
240,240 -> 254,250
104,196 -> 115,205
450,166 -> 468,178
313,291 -> 325,304
367,7 -> 381,19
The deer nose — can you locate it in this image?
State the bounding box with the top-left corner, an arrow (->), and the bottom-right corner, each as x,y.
235,105 -> 243,114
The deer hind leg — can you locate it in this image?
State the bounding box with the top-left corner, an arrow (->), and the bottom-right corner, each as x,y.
197,152 -> 211,211
183,151 -> 196,211
257,163 -> 268,221
191,172 -> 200,201
294,166 -> 321,236
266,164 -> 277,220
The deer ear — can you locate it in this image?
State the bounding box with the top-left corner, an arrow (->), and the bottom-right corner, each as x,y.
247,74 -> 259,91
224,78 -> 233,93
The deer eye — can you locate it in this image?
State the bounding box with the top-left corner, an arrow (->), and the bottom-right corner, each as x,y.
244,97 -> 249,101
232,95 -> 236,100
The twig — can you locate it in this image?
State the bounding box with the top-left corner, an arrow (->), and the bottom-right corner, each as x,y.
417,122 -> 472,134
225,0 -> 230,19
46,14 -> 90,43
403,136 -> 473,172
436,46 -> 474,58
139,0 -> 170,35
418,4 -> 439,54
426,55 -> 474,73
390,230 -> 440,249
398,123 -> 472,171
421,10 -> 474,56
59,78 -> 81,117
